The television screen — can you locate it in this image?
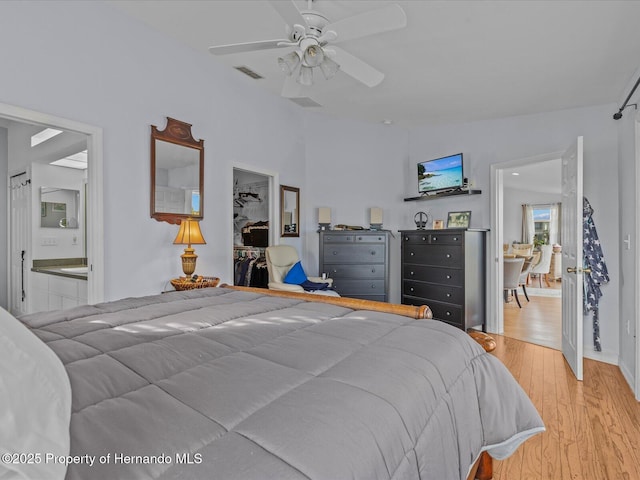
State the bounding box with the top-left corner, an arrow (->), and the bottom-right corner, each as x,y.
417,153 -> 464,193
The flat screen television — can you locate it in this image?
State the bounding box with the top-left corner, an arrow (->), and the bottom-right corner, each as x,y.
417,153 -> 464,194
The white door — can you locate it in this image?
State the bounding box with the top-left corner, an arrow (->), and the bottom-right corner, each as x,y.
561,137 -> 584,380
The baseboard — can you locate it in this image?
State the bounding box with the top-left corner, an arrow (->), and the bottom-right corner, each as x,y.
583,348 -> 619,366
618,360 -> 636,397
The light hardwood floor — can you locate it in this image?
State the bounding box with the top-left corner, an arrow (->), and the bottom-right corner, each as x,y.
504,283 -> 562,350
490,335 -> 640,479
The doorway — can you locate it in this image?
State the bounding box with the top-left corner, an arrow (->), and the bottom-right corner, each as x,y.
231,165 -> 278,288
502,161 -> 563,350
1,102 -> 103,313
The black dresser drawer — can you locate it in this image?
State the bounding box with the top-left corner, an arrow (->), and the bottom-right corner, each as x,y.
403,265 -> 463,286
401,232 -> 464,246
403,245 -> 463,268
324,244 -> 385,264
402,297 -> 463,326
326,263 -> 385,279
333,279 -> 386,296
403,280 -> 463,304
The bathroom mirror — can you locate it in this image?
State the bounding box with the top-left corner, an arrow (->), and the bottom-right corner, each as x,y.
151,117 -> 204,224
280,185 -> 300,237
40,187 -> 80,229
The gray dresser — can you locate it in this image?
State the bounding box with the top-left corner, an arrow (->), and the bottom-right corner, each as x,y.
319,230 -> 390,302
399,229 -> 487,331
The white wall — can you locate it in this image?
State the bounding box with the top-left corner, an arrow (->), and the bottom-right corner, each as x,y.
0,1 -> 306,301
0,126 -> 7,309
503,187 -> 562,245
408,104 -> 621,363
616,110 -> 638,392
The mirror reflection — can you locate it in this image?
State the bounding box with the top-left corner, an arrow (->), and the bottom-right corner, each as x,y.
40,187 -> 80,229
151,117 -> 204,224
154,140 -> 201,215
280,185 -> 300,237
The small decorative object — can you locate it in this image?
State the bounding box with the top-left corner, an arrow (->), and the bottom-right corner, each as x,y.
173,218 -> 206,276
414,211 -> 431,230
318,207 -> 331,230
171,275 -> 219,291
369,207 -> 383,230
433,219 -> 444,230
446,211 -> 471,229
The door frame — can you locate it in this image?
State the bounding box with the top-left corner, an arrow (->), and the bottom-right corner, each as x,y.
489,150 -> 563,334
230,163 -> 279,282
1,102 -> 104,305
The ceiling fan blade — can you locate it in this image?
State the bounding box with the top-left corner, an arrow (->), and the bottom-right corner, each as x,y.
330,46 -> 384,87
208,39 -> 288,56
324,4 -> 407,43
268,0 -> 307,31
281,74 -> 303,98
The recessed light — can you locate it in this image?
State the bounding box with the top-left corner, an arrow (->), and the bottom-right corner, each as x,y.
511,172 -> 520,176
382,119 -> 393,125
31,128 -> 62,147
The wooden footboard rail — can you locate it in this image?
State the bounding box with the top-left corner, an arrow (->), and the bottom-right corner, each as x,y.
220,285 -> 433,319
221,285 -> 495,480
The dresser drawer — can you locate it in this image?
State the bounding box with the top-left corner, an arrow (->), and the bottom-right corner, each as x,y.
333,279 -> 386,296
403,245 -> 463,268
403,280 -> 463,304
429,232 -> 463,245
401,232 -> 464,245
324,244 -> 385,264
326,263 -> 385,279
322,234 -> 355,243
354,234 -> 388,244
403,265 -> 463,286
403,297 -> 463,327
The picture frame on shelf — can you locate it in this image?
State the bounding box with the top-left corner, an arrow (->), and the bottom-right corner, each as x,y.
446,211 -> 471,229
433,219 -> 444,230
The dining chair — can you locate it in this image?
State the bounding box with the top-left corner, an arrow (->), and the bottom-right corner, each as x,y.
504,257 -> 525,308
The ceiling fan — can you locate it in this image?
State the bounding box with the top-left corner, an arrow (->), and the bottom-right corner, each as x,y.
208,0 -> 407,97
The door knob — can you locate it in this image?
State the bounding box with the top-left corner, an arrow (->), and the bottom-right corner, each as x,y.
567,267 -> 592,274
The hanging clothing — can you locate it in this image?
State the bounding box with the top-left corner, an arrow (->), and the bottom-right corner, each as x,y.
582,197 -> 609,352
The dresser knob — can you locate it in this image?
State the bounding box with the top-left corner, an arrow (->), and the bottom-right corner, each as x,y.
446,293 -> 451,297
446,311 -> 451,316
410,287 -> 414,292
371,251 -> 376,255
404,237 -> 409,241
410,271 -> 414,276
410,252 -> 414,256
433,237 -> 437,241
422,237 -> 426,241
371,285 -> 376,289
333,251 -> 338,255
446,275 -> 451,279
371,268 -> 376,273
446,254 -> 451,258
453,237 -> 458,241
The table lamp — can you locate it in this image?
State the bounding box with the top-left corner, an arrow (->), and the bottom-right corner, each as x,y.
173,218 -> 206,277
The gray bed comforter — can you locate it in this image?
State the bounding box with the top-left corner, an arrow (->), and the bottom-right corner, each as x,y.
21,287 -> 543,480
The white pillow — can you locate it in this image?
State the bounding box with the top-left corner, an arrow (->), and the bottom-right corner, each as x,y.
0,307 -> 71,480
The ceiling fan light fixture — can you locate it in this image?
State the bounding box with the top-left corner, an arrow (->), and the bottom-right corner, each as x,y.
297,65 -> 314,86
303,44 -> 324,67
277,51 -> 301,76
319,56 -> 340,80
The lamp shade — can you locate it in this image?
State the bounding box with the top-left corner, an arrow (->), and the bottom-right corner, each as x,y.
173,219 -> 206,247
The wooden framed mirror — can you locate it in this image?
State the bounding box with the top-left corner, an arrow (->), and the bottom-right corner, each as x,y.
150,117 -> 204,224
280,185 -> 299,237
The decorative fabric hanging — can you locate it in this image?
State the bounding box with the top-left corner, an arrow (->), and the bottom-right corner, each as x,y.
582,197 -> 609,352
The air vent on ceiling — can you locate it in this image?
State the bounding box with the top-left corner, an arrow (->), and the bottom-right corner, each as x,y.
289,97 -> 322,108
234,66 -> 263,79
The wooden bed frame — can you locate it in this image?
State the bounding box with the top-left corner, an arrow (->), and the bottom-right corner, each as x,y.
222,285 -> 495,480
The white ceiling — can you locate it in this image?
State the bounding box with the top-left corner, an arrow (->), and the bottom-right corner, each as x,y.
503,159 -> 561,194
109,0 -> 640,128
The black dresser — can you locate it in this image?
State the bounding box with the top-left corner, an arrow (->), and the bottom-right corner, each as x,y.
399,229 -> 487,331
319,230 -> 390,302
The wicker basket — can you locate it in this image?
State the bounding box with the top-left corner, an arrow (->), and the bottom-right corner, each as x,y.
171,276 -> 220,291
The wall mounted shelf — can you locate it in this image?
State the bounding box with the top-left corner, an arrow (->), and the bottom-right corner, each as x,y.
404,189 -> 482,202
